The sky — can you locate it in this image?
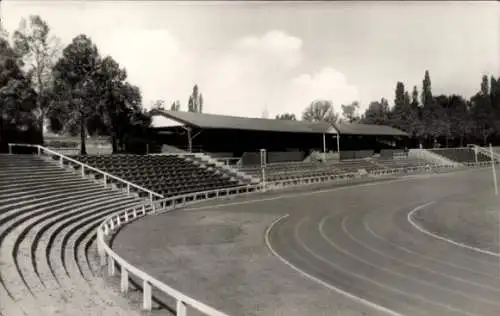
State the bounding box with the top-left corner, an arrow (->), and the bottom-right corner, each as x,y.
1,1 -> 499,119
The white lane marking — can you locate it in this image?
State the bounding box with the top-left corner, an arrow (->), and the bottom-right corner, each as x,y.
178,170 -> 477,212
333,215 -> 500,301
295,218 -> 474,316
363,218 -> 500,281
407,202 -> 500,258
264,214 -> 406,316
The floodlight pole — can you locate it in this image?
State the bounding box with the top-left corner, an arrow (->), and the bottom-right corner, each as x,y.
260,148 -> 266,192
489,143 -> 498,196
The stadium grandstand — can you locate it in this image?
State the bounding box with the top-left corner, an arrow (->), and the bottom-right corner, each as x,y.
148,109 -> 409,164
3,130 -> 500,315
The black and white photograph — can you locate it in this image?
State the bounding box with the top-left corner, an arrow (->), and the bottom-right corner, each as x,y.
0,1 -> 499,315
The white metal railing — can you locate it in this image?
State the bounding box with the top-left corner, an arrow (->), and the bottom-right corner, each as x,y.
97,184 -> 262,316
7,143 -> 163,202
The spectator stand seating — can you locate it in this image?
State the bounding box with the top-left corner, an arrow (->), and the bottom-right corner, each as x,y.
429,147 -> 490,164
71,154 -> 242,198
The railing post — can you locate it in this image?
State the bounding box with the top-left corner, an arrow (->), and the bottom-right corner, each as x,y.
8,144 -> 12,154
103,174 -> 107,188
108,256 -> 115,276
81,165 -> 85,178
149,192 -> 153,201
60,156 -> 63,167
176,300 -> 187,316
37,146 -> 41,156
121,268 -> 129,294
100,251 -> 106,267
143,280 -> 152,311
127,183 -> 130,195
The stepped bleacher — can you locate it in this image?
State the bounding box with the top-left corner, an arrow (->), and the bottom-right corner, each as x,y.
0,154 -> 148,315
429,147 -> 490,163
237,154 -> 432,182
373,156 -> 429,169
71,154 -> 241,198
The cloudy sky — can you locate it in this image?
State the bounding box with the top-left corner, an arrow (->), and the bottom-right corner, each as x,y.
2,1 -> 498,119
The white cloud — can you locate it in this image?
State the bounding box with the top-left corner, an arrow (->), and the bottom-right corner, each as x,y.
2,0 -> 359,119
97,29 -> 359,119
92,28 -> 196,108
199,30 -> 306,117
234,30 -> 303,69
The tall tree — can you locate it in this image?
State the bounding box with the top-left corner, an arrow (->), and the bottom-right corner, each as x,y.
341,101 -> 360,123
419,70 -> 446,145
470,75 -> 494,145
361,98 -> 391,125
13,15 -> 61,144
0,37 -> 38,149
275,113 -> 297,120
151,99 -> 166,110
491,76 -> 500,136
93,55 -> 141,153
447,94 -> 472,146
188,84 -> 203,113
421,70 -> 433,108
302,100 -> 339,125
170,100 -> 180,111
49,34 -> 101,155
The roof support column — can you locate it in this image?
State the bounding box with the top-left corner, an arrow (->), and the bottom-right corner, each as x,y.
186,127 -> 192,152
336,132 -> 340,154
322,133 -> 326,163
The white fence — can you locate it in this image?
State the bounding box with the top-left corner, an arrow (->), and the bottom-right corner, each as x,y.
97,185 -> 262,316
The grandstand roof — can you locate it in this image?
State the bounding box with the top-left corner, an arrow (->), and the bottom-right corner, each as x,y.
335,122 -> 408,136
150,109 -> 407,136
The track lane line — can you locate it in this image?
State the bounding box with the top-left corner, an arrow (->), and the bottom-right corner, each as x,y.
330,214 -> 500,303
294,217 -> 476,316
407,202 -> 500,258
363,218 -> 500,280
265,214 -> 406,316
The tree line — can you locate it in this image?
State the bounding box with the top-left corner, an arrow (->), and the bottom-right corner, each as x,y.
0,15 -> 152,154
277,70 -> 500,148
151,84 -> 203,113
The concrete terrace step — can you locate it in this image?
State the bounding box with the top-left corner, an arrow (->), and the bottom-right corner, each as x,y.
0,171 -> 80,181
0,187 -> 108,215
0,183 -> 101,204
0,154 -> 148,315
13,194 -> 131,293
0,179 -> 97,195
0,177 -> 95,191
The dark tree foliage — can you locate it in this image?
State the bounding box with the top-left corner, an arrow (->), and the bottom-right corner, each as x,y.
275,113 -> 297,120
0,38 -> 39,152
360,71 -> 500,147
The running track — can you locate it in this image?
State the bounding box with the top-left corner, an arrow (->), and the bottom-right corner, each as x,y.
115,169 -> 500,316
267,168 -> 500,316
